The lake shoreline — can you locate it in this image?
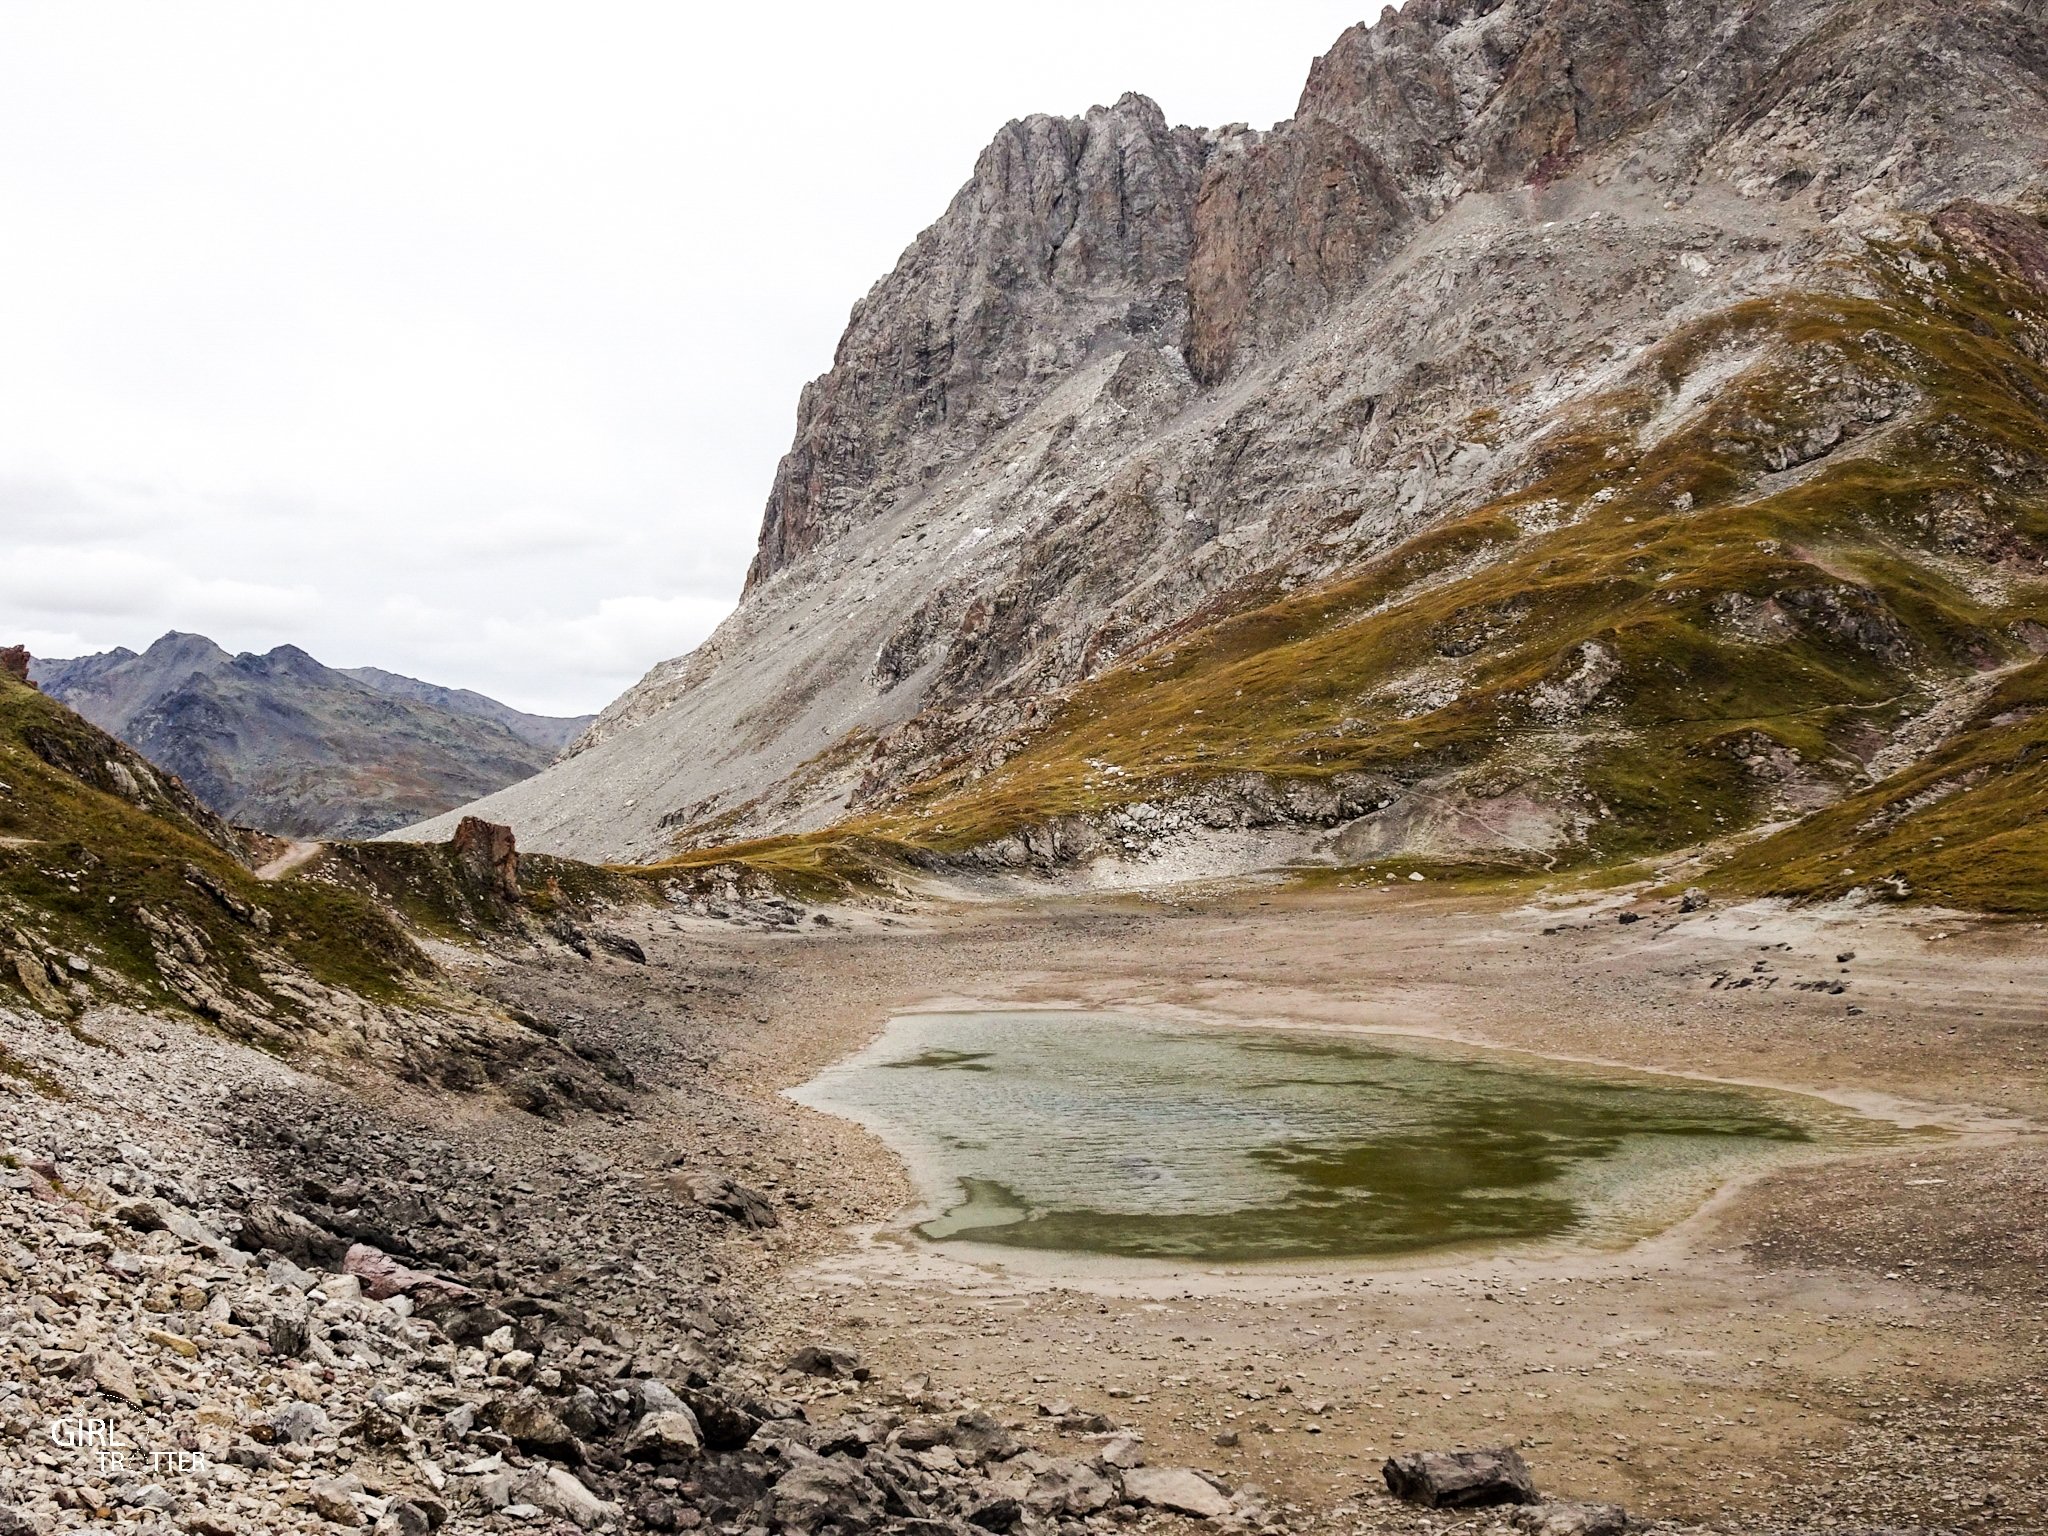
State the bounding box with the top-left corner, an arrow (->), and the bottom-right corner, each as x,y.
682,881 -> 2048,1529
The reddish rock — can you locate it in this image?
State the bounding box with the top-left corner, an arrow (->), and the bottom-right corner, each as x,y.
0,645 -> 31,686
1185,118 -> 1408,383
451,816 -> 519,902
1933,200 -> 2048,295
341,1242 -> 478,1305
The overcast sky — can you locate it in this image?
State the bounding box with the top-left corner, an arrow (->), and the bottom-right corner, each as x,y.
0,3 -> 1370,715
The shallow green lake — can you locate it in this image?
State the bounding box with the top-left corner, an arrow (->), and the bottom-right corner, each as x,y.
790,1011 -> 1912,1263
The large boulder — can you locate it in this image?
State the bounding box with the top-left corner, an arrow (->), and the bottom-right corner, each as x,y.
1383,1446 -> 1539,1510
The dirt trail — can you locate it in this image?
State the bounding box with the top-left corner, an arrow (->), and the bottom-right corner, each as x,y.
253,837 -> 323,880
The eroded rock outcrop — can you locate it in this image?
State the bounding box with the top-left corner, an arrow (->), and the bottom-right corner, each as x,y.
747,92 -> 1210,588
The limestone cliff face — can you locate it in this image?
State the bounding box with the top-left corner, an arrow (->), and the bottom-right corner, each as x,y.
746,94 -> 1211,588
411,0 -> 2048,870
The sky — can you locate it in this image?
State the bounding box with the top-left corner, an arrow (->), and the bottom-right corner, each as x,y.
0,3 -> 1372,716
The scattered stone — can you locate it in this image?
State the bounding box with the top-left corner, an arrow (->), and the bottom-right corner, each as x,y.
1513,1501 -> 1630,1536
785,1344 -> 865,1380
1680,887 -> 1709,912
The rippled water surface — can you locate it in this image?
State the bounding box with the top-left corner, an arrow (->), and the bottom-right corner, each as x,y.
791,1011 -> 1911,1262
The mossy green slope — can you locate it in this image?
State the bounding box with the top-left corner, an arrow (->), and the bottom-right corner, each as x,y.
0,672 -> 427,1034
1719,658 -> 2048,912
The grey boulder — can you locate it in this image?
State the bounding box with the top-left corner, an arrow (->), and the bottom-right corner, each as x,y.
1383,1446 -> 1539,1509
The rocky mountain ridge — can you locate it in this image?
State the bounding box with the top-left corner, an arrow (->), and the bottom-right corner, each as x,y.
407,0 -> 2048,909
35,635 -> 590,840
341,667 -> 593,755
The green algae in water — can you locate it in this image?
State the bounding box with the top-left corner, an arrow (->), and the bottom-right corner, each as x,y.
790,1012 -> 1914,1263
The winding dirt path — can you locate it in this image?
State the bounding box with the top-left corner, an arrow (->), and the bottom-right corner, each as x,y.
254,839 -> 323,881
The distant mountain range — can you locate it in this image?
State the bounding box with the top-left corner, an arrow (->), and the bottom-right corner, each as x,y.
30,633 -> 592,838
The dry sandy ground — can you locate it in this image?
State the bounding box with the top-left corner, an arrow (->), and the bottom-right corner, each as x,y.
643,881 -> 2048,1534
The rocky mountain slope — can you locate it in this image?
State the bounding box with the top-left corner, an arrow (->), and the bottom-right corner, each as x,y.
34,635 -> 589,839
342,665 -> 594,754
407,0 -> 2048,910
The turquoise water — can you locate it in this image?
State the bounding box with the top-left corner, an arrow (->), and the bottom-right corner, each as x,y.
791,1011 -> 1912,1263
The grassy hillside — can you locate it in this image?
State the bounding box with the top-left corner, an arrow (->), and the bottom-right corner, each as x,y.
651,204 -> 2048,911
0,671 -> 428,1040
1718,658 -> 2048,912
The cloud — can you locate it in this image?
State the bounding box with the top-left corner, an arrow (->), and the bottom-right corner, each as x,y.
362,592 -> 736,716
0,2 -> 1370,716
0,543 -> 314,629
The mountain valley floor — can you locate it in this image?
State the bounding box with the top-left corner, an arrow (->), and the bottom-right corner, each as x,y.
698,884 -> 2048,1533
6,880 -> 2043,1534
